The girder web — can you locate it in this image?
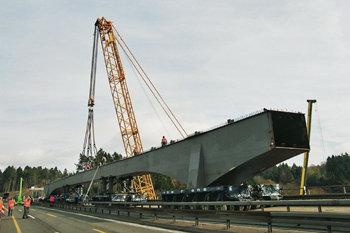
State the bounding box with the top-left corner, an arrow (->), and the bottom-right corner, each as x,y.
96,17 -> 155,199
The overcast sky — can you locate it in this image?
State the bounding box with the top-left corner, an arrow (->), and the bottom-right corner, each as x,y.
1,1 -> 349,174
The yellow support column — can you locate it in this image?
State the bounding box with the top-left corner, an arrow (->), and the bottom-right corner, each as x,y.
300,99 -> 316,195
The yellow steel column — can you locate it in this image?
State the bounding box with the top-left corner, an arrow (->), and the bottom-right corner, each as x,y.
300,99 -> 316,195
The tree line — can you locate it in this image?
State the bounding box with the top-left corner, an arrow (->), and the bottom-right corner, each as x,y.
1,150 -> 349,194
246,152 -> 350,194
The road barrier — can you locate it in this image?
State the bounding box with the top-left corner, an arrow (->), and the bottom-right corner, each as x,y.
38,199 -> 350,233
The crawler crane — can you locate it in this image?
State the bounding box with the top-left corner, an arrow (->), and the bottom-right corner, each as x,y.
93,17 -> 156,199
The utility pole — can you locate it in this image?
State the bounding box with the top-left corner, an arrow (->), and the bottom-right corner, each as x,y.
300,99 -> 316,195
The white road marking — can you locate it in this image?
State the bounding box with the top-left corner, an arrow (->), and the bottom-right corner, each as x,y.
38,206 -> 184,233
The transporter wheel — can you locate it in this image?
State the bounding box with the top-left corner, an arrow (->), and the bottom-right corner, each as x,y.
178,205 -> 189,209
234,205 -> 244,211
215,205 -> 227,211
190,205 -> 200,210
244,205 -> 251,211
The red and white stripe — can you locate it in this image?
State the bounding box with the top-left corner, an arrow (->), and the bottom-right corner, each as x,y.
1,205 -> 4,215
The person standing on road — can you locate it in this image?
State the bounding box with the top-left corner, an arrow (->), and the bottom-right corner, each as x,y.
7,197 -> 15,216
22,196 -> 31,219
0,197 -> 4,223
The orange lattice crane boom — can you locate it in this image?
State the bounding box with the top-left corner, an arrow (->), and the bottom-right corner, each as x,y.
95,17 -> 156,199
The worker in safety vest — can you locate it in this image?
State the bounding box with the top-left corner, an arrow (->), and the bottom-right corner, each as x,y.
7,197 -> 15,216
101,156 -> 107,166
85,164 -> 90,170
161,136 -> 167,147
133,147 -> 139,156
22,196 -> 31,219
0,197 -> 4,223
50,195 -> 55,203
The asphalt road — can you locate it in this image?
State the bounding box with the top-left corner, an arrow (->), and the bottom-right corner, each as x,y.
0,205 -> 183,233
3,204 -> 348,233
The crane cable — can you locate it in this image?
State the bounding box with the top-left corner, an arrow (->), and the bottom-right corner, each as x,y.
314,102 -> 327,161
126,58 -> 172,138
112,25 -> 188,139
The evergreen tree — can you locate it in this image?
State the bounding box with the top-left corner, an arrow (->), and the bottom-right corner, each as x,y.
326,153 -> 350,184
63,168 -> 68,178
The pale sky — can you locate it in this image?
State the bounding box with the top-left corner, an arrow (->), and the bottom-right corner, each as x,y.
1,1 -> 349,174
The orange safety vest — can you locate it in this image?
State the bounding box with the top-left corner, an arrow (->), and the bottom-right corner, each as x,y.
0,200 -> 4,216
23,198 -> 31,207
134,148 -> 139,153
162,137 -> 167,143
50,196 -> 55,202
8,200 -> 15,208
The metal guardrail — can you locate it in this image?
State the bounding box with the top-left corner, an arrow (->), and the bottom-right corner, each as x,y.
39,199 -> 350,233
284,193 -> 350,200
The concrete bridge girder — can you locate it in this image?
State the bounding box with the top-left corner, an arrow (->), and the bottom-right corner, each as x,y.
45,110 -> 309,197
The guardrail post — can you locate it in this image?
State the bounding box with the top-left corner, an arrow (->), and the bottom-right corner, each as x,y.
268,222 -> 272,233
101,209 -> 103,213
195,217 -> 199,226
95,208 -> 97,213
154,214 -> 157,221
327,225 -> 332,233
140,213 -> 142,219
344,186 -> 346,194
287,206 -> 290,212
128,212 -> 130,217
172,216 -> 176,223
117,211 -> 120,216
109,209 -> 111,214
318,205 -> 322,213
261,205 -> 265,211
226,219 -> 230,229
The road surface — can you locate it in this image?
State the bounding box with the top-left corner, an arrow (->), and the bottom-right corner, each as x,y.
0,205 -> 182,233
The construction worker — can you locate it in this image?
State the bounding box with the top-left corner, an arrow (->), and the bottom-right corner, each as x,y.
22,196 -> 31,219
161,136 -> 167,147
85,164 -> 90,170
101,156 -> 107,166
133,147 -> 139,156
7,197 -> 15,216
0,197 -> 4,223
